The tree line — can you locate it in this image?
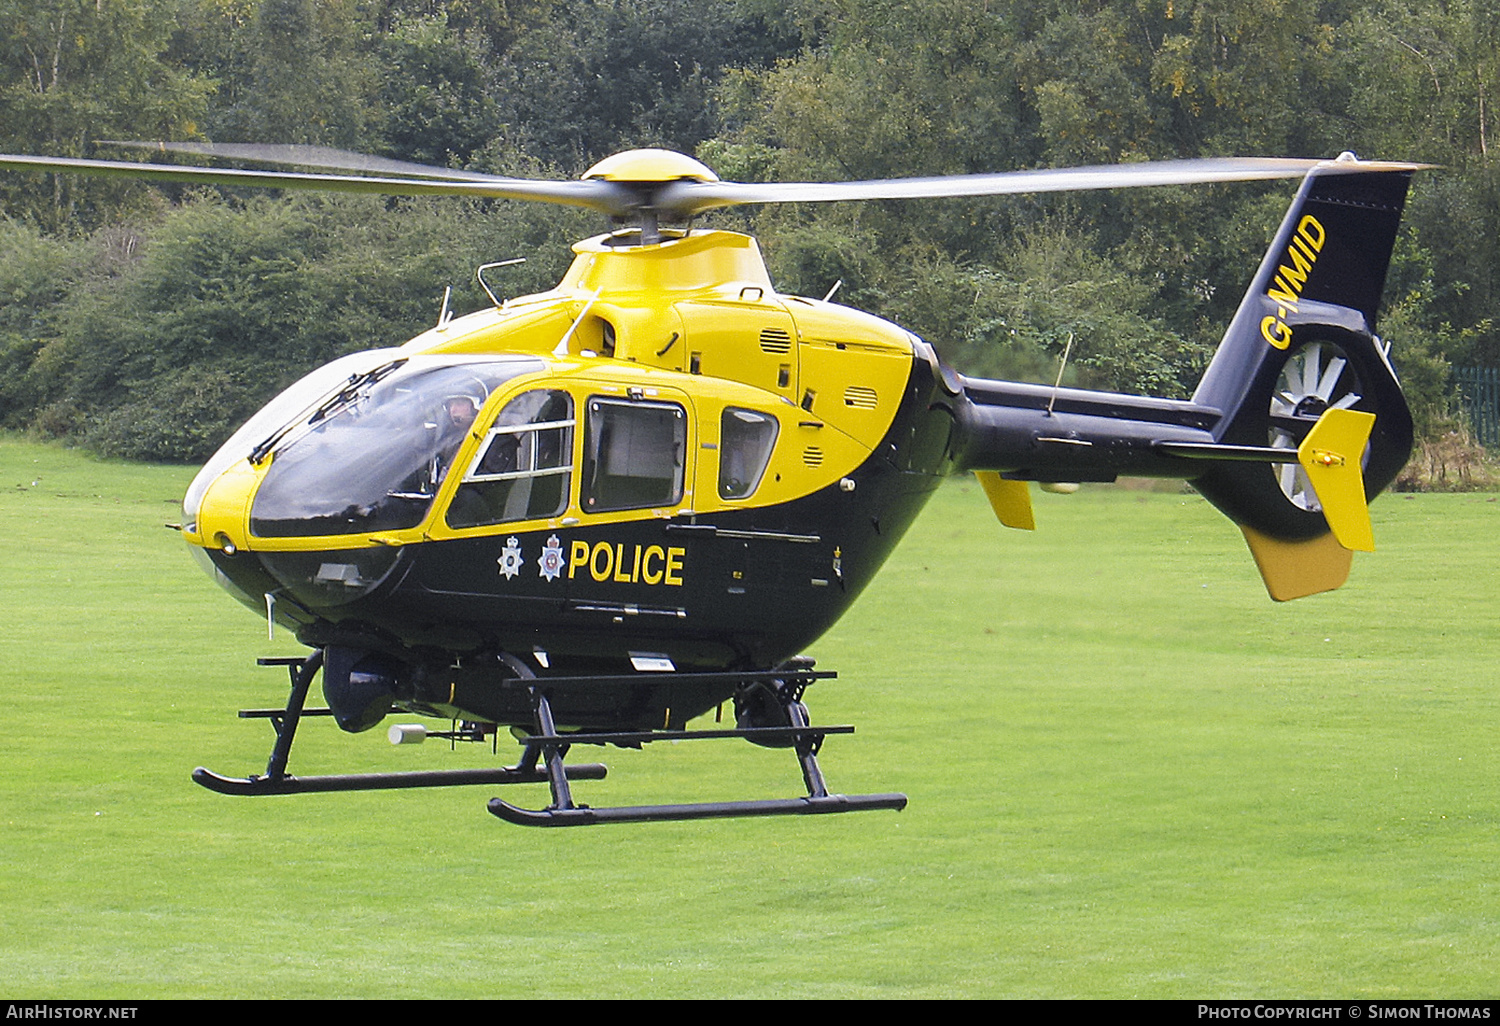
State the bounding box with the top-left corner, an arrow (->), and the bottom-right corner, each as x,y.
0,0 -> 1495,467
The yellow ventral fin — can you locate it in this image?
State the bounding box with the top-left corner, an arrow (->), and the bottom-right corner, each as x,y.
1296,407 -> 1377,553
1241,526 -> 1353,602
974,471 -> 1035,531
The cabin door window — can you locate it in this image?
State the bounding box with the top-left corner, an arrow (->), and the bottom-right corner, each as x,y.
581,398 -> 687,512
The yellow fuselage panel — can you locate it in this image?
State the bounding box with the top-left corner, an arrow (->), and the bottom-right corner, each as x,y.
796,339 -> 913,449
188,229 -> 921,553
671,298 -> 799,402
404,231 -> 917,448
784,299 -> 917,450
406,298 -> 576,357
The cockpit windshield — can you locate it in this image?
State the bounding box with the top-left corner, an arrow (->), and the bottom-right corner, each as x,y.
249,356 -> 543,537
183,348 -> 405,529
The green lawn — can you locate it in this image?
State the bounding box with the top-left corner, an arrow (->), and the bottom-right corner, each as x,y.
1,435 -> 1496,998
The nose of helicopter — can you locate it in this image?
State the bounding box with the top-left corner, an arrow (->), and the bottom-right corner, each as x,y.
180,456 -> 278,619
185,455 -> 261,558
183,454 -> 409,625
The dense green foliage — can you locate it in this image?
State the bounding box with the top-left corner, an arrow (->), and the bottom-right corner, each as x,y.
1,0 -> 1497,461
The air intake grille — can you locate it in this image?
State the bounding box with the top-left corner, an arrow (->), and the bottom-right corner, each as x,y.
759,328 -> 793,354
802,447 -> 825,467
843,386 -> 878,409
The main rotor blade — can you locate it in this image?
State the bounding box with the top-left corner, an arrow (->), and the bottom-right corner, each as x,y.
2,148 -> 1429,224
97,140 -> 503,183
654,156 -> 1429,217
0,153 -> 635,214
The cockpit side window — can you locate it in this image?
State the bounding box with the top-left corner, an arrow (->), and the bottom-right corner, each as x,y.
446,389 -> 574,529
581,398 -> 686,513
718,407 -> 779,499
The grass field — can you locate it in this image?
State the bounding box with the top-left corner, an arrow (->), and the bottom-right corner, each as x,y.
1,435 -> 1497,998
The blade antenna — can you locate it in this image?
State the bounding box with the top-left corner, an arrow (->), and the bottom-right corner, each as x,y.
1046,332 -> 1076,417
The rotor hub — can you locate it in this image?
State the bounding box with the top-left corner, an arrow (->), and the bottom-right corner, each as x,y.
582,149 -> 719,185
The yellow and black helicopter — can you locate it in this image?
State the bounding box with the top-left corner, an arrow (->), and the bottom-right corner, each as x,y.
0,145 -> 1422,824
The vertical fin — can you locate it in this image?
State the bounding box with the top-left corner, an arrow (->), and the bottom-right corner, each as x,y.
1297,408 -> 1377,552
1241,526 -> 1353,602
1189,166 -> 1415,546
974,471 -> 1035,530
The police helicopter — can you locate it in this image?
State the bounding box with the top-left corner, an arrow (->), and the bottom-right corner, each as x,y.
0,144 -> 1423,825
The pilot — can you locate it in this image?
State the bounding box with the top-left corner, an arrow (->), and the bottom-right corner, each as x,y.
444,395 -> 478,434
431,394 -> 481,488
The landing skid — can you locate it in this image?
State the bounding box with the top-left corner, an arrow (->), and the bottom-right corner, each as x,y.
192,653 -> 607,797
192,763 -> 608,796
488,666 -> 907,826
193,653 -> 907,825
491,793 -> 906,826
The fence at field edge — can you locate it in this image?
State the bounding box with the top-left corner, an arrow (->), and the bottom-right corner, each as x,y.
1454,366 -> 1498,447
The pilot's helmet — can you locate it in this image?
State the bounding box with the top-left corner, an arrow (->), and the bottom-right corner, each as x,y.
443,394 -> 481,426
